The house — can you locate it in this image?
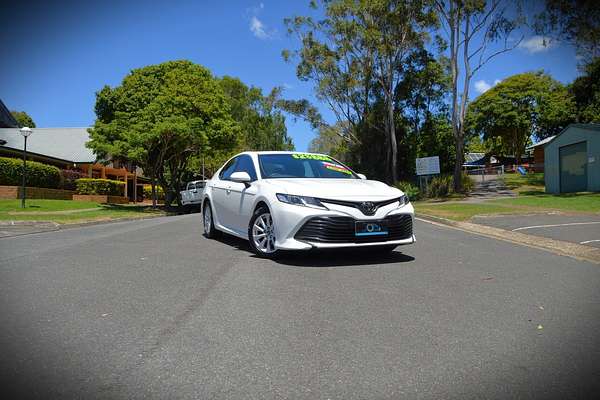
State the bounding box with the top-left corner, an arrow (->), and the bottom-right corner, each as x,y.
544,124 -> 600,193
0,99 -> 19,128
526,135 -> 555,173
0,127 -> 146,201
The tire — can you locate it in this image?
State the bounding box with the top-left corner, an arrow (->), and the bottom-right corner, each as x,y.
248,206 -> 280,258
203,201 -> 220,239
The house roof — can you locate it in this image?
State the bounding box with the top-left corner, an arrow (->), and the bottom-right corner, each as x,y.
463,152 -> 486,166
527,135 -> 556,149
0,99 -> 19,128
543,123 -> 600,148
0,127 -> 96,163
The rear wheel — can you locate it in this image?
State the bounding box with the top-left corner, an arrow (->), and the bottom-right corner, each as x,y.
248,207 -> 280,258
203,201 -> 220,239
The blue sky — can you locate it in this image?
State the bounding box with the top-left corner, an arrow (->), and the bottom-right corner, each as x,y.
0,0 -> 581,151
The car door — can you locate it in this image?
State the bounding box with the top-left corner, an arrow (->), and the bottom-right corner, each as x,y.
192,181 -> 203,203
228,154 -> 259,234
211,157 -> 238,229
182,182 -> 192,204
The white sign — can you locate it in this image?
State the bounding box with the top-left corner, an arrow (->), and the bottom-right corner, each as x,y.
416,156 -> 440,176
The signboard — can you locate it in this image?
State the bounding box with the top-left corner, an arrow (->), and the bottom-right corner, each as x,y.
416,156 -> 440,176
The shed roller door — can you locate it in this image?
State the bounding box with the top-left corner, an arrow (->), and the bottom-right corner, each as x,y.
559,141 -> 587,193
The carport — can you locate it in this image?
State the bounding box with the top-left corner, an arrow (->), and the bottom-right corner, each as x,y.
544,124 -> 600,193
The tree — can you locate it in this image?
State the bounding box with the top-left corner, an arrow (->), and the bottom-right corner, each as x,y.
219,76 -> 294,151
308,122 -> 349,161
535,0 -> 600,62
466,71 -> 575,164
88,60 -> 239,207
434,0 -> 523,191
10,111 -> 35,128
284,0 -> 436,183
569,57 -> 600,123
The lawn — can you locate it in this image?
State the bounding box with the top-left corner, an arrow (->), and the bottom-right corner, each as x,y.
415,192 -> 600,221
0,199 -> 167,224
500,172 -> 545,193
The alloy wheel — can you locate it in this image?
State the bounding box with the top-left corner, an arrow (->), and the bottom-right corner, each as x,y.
252,213 -> 276,254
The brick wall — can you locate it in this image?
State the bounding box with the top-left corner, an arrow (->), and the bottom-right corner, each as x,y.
0,186 -> 75,200
72,194 -> 129,204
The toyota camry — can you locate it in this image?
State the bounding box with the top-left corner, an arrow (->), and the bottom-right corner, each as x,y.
201,151 -> 415,258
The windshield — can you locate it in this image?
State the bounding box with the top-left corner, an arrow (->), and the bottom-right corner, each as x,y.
258,153 -> 357,179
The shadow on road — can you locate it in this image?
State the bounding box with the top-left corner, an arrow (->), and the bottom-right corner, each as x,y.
211,232 -> 415,267
275,250 -> 415,267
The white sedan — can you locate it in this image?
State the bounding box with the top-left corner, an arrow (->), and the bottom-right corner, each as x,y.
202,151 -> 415,258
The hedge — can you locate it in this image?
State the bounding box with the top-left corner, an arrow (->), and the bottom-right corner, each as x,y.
75,178 -> 125,196
143,184 -> 165,200
0,156 -> 61,189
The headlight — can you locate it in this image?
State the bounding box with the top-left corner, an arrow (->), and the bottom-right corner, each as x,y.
276,193 -> 327,209
398,194 -> 410,207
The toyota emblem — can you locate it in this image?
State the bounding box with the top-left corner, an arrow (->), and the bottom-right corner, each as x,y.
359,201 -> 376,215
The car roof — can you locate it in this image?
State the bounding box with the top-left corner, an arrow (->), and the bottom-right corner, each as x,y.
239,151 -> 330,157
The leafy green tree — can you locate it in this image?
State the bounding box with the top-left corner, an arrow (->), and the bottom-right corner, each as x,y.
535,0 -> 600,61
569,57 -> 600,122
219,76 -> 294,151
467,72 -> 575,164
434,0 -> 524,191
308,122 -> 349,162
10,111 -> 35,128
88,60 -> 239,207
284,0 -> 436,183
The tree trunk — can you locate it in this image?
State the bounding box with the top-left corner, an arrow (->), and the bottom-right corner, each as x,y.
151,179 -> 157,209
388,99 -> 398,183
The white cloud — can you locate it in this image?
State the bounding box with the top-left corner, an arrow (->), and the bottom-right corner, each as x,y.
519,36 -> 556,54
250,16 -> 269,39
248,3 -> 275,40
474,79 -> 502,94
474,80 -> 492,94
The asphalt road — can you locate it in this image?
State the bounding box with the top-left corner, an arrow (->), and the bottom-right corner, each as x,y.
1,214 -> 599,399
472,213 -> 600,249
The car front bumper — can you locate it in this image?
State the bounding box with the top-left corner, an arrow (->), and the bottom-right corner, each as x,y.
271,201 -> 415,251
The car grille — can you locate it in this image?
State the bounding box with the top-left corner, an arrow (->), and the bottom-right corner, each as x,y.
295,214 -> 413,244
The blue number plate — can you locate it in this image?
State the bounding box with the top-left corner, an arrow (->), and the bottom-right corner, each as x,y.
355,221 -> 388,236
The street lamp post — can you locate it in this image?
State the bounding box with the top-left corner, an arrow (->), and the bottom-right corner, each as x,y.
19,127 -> 32,209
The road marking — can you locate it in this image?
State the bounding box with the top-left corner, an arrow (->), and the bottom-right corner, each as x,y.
511,221 -> 600,231
581,239 -> 600,244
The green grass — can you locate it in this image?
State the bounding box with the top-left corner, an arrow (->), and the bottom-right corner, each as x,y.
415,192 -> 600,221
0,199 -> 102,213
0,199 -> 167,224
501,172 -> 545,193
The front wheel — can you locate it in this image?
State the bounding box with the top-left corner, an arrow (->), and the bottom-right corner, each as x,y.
203,201 -> 220,239
248,207 -> 280,258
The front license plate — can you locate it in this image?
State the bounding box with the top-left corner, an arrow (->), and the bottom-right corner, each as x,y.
355,220 -> 388,236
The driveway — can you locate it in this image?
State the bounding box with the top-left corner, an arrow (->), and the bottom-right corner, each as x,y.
1,215 -> 599,399
472,213 -> 600,248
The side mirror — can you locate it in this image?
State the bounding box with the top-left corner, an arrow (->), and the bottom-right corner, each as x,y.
357,173 -> 367,180
230,171 -> 252,185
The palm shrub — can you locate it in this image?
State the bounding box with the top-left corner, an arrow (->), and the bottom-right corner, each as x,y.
427,175 -> 453,198
75,178 -> 125,196
394,181 -> 421,200
0,157 -> 61,188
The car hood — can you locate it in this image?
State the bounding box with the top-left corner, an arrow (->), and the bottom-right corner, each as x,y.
263,178 -> 403,201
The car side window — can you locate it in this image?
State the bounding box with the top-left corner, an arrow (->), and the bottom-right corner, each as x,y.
234,155 -> 258,181
219,157 -> 238,180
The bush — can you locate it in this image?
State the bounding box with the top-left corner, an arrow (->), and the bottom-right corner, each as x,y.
394,181 -> 421,201
60,169 -> 89,190
427,175 -> 453,198
0,156 -> 61,189
75,178 -> 125,196
461,172 -> 474,193
143,184 -> 165,200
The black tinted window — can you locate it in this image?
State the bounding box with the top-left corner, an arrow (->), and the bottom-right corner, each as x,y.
234,155 -> 257,181
219,157 -> 238,180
